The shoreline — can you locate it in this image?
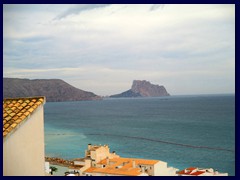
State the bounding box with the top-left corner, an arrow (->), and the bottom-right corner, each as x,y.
45,157 -> 73,167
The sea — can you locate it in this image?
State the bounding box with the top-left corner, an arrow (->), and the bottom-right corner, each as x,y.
44,94 -> 235,176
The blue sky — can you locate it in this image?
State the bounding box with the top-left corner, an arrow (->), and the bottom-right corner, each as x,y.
3,4 -> 235,96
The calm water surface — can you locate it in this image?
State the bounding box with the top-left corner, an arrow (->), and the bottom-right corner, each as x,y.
44,94 -> 235,175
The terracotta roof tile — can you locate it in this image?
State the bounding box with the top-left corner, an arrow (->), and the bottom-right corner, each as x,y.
11,123 -> 17,128
10,112 -> 16,117
7,125 -> 14,132
6,110 -> 12,114
28,102 -> 34,106
24,111 -> 30,116
22,103 -> 27,107
11,106 -> 17,111
25,100 -> 30,103
15,119 -> 22,124
32,104 -> 38,109
17,106 -> 23,110
191,171 -> 205,176
5,116 -> 11,121
84,167 -> 142,176
14,102 -> 20,107
84,157 -> 159,176
3,96 -> 45,138
4,124 -> 10,129
28,108 -> 34,113
20,115 -> 26,121
3,113 -> 8,118
36,101 -> 42,105
17,113 -> 23,116
12,116 -> 18,121
177,167 -> 207,176
3,132 -> 8,137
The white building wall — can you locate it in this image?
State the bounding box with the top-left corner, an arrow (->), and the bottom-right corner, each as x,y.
94,147 -> 109,162
3,106 -> 45,176
74,161 -> 85,166
153,161 -> 176,176
45,162 -> 50,174
79,159 -> 91,175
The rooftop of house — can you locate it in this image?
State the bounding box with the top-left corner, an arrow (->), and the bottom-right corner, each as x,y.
89,146 -> 100,151
87,144 -> 109,151
98,157 -> 159,166
84,157 -> 159,176
69,165 -> 84,169
3,96 -> 45,139
177,167 -> 215,176
84,166 -> 142,176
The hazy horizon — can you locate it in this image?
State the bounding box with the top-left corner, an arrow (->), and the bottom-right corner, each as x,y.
3,4 -> 235,96
3,76 -> 235,96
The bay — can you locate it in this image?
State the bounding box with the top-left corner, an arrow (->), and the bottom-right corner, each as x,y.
44,94 -> 235,175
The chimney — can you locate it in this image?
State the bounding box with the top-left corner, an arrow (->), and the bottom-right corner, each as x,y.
132,160 -> 136,168
88,144 -> 92,150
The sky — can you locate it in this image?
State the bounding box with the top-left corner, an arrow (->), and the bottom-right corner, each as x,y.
3,4 -> 235,96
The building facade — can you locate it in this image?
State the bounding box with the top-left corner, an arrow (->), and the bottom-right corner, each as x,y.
3,97 -> 46,176
67,144 -> 177,176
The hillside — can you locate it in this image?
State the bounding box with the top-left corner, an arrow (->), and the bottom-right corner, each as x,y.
3,78 -> 101,102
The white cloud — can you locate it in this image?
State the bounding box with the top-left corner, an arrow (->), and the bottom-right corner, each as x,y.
53,4 -> 111,20
149,4 -> 165,11
3,4 -> 235,95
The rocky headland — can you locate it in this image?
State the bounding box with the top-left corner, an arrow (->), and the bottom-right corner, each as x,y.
110,80 -> 170,98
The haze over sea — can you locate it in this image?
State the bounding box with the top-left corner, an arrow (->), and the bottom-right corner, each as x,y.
44,94 -> 235,175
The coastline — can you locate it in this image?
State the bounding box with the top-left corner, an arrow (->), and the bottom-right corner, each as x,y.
45,157 -> 73,167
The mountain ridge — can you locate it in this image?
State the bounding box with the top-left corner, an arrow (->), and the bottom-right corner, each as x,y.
3,78 -> 102,102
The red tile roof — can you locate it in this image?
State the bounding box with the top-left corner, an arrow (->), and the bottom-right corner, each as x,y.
191,171 -> 205,176
3,97 -> 45,138
84,157 -> 159,176
177,167 -> 205,176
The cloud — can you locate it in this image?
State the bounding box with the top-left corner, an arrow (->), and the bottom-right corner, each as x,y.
149,4 -> 165,11
3,4 -> 235,95
53,4 -> 111,20
18,35 -> 52,43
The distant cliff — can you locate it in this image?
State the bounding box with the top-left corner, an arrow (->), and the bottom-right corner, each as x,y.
110,80 -> 170,98
3,78 -> 102,102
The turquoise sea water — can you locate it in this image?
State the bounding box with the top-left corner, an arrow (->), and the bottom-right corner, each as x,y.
44,94 -> 235,175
